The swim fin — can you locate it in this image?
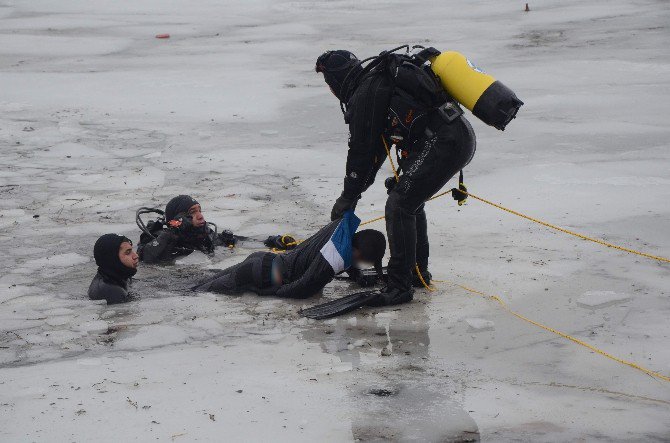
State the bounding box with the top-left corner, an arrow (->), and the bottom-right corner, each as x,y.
300,290 -> 380,320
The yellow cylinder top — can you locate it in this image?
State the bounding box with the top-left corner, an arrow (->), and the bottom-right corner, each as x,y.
430,51 -> 496,111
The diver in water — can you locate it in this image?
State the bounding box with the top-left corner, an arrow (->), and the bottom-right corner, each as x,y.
137,195 -> 294,264
316,48 -> 478,306
88,233 -> 139,304
194,210 -> 386,299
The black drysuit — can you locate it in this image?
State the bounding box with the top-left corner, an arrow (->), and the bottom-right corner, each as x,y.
88,270 -> 132,305
195,212 -> 360,299
340,74 -> 476,291
138,226 -> 218,264
90,233 -> 136,304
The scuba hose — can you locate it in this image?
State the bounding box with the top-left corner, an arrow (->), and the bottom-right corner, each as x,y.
136,207 -> 164,240
136,206 -> 218,244
338,44 -> 410,115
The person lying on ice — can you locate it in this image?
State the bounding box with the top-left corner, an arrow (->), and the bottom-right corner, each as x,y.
88,233 -> 139,304
137,195 -> 295,264
315,49 -> 477,306
193,210 -> 386,299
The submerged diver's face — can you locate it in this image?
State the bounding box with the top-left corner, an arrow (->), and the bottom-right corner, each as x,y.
188,204 -> 206,228
118,241 -> 139,269
351,248 -> 372,268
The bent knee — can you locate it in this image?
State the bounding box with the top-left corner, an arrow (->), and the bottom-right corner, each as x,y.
386,191 -> 422,215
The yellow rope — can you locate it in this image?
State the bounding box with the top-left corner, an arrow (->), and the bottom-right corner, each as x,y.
433,279 -> 670,383
366,135 -> 670,381
360,161 -> 669,263
360,215 -> 386,227
463,191 -> 670,264
415,264 -> 435,292
362,187 -> 670,264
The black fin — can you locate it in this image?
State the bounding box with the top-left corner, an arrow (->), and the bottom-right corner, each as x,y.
300,290 -> 379,320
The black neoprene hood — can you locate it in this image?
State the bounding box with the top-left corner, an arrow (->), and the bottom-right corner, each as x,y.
93,233 -> 137,280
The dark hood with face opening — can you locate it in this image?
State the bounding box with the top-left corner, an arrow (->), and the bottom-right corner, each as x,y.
315,50 -> 362,102
93,233 -> 137,283
165,195 -> 199,222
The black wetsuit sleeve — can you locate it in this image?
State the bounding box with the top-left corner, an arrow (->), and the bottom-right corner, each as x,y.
274,260 -> 334,299
141,230 -> 178,264
342,77 -> 390,199
214,229 -> 236,248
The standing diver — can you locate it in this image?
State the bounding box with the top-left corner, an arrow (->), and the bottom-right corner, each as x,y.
316,47 -> 521,307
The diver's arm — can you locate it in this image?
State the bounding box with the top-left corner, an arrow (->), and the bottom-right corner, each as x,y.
273,261 -> 334,299
141,229 -> 178,263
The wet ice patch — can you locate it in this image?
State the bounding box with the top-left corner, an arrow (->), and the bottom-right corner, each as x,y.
534,174 -> 670,186
17,253 -> 90,277
73,320 -> 109,334
37,142 -> 111,158
77,358 -> 103,366
0,285 -> 36,304
114,325 -> 189,351
577,291 -> 631,309
465,318 -> 495,332
0,34 -> 130,56
22,252 -> 89,270
66,166 -> 165,190
44,329 -> 84,345
42,307 -> 74,316
0,208 -> 33,229
175,251 -> 211,265
45,316 -> 72,327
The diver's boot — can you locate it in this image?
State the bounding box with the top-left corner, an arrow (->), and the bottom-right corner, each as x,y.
412,268 -> 432,288
367,286 -> 414,307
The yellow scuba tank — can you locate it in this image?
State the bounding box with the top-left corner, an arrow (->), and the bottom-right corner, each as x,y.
429,51 -> 523,130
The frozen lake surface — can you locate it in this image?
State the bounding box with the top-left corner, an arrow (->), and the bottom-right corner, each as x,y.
1,0 -> 669,441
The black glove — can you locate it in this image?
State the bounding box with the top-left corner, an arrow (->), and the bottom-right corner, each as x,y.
167,213 -> 194,233
264,235 -> 297,250
218,229 -> 237,247
330,194 -> 358,221
384,176 -> 397,194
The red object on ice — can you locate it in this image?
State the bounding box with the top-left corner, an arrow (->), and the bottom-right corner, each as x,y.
155,34 -> 170,39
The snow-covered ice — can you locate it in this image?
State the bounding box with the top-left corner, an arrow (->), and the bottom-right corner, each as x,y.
576,290 -> 631,309
465,318 -> 495,332
1,0 -> 669,441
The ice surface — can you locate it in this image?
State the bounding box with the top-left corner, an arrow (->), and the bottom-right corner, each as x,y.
114,325 -> 189,351
21,253 -> 90,270
576,290 -> 631,309
1,0 -> 669,441
465,317 -> 495,332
